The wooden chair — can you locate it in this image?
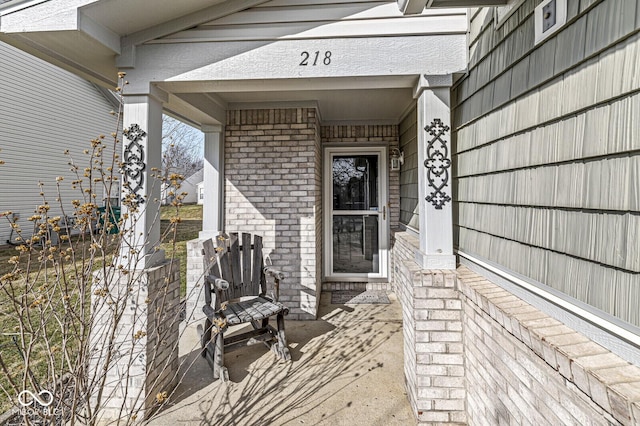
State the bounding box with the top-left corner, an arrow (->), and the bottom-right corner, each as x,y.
198,232 -> 291,381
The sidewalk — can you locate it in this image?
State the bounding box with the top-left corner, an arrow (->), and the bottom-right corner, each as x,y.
152,292 -> 416,426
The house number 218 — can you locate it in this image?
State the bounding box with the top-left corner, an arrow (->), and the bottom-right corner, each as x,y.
299,51 -> 332,66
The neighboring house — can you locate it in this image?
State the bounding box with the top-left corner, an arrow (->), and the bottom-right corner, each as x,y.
0,40 -> 118,245
182,168 -> 204,204
2,0 -> 638,424
196,180 -> 204,205
161,168 -> 203,205
182,168 -> 204,205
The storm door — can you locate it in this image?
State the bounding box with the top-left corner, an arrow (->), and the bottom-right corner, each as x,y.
324,147 -> 389,280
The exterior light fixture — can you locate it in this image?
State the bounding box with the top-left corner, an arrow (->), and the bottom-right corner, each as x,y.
390,148 -> 404,171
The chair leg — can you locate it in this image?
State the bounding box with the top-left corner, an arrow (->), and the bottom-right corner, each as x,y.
199,319 -> 212,358
213,331 -> 229,381
271,313 -> 291,361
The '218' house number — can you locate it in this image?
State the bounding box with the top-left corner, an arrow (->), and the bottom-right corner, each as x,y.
299,51 -> 332,66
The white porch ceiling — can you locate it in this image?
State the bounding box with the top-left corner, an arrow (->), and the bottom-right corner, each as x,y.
181,86 -> 416,124
160,75 -> 421,125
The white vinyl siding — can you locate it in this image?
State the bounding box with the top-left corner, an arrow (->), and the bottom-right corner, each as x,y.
452,0 -> 640,327
0,41 -> 117,243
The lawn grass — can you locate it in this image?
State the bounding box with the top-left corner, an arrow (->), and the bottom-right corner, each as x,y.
0,203 -> 202,414
159,203 -> 202,295
0,204 -> 202,293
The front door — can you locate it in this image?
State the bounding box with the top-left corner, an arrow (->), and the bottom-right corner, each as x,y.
324,147 -> 389,280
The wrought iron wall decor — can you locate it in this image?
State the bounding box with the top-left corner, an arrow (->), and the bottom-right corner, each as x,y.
424,118 -> 451,210
122,124 -> 146,207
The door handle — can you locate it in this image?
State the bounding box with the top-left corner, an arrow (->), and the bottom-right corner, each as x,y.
382,206 -> 386,220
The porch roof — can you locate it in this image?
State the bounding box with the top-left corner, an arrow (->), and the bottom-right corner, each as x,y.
0,0 -> 473,127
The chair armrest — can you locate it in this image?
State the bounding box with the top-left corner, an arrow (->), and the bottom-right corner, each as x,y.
206,276 -> 229,290
263,267 -> 284,301
263,267 -> 284,280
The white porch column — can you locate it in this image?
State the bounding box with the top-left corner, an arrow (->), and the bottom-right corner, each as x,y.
91,88 -> 180,422
120,91 -> 165,269
199,124 -> 224,239
415,75 -> 456,270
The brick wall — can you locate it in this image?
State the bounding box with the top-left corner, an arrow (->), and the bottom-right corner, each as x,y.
459,266 -> 640,425
225,108 -> 321,320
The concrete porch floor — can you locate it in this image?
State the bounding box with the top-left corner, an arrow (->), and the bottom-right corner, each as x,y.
152,292 -> 416,425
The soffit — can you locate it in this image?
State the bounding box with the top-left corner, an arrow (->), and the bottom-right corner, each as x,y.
81,0 -> 230,35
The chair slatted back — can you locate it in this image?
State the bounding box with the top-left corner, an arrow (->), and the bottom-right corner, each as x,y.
207,232 -> 266,304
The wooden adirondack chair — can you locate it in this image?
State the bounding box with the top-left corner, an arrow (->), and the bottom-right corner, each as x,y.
198,232 -> 291,381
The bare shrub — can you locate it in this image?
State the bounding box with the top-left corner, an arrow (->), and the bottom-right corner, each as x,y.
0,74 -> 198,425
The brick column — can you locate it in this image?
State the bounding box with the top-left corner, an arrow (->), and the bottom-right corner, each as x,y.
90,260 -> 180,421
185,238 -> 206,324
89,88 -> 181,422
409,269 -> 466,424
394,232 -> 466,424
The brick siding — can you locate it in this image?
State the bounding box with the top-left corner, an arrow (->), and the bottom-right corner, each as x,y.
225,108 -> 321,320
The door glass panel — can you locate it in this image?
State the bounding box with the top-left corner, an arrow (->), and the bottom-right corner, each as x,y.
331,153 -> 381,275
332,155 -> 379,211
332,215 -> 379,273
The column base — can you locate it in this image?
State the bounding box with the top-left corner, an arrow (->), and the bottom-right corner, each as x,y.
186,238 -> 207,324
198,230 -> 221,240
415,251 -> 456,270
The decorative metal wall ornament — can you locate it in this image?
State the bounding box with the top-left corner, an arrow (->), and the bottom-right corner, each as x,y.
424,118 -> 452,210
122,124 -> 147,206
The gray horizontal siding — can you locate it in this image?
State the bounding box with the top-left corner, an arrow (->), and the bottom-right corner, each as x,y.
457,203 -> 639,272
456,92 -> 640,176
458,227 -> 639,326
456,156 -> 640,211
452,0 -> 640,327
455,0 -> 639,131
456,32 -> 640,150
0,42 -> 117,244
399,106 -> 419,230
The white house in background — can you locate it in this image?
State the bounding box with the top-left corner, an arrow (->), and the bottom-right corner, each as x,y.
161,168 -> 203,205
182,168 -> 204,204
0,40 -> 118,245
196,181 -> 204,205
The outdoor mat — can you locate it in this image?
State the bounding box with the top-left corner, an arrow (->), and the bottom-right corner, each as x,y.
331,290 -> 390,305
